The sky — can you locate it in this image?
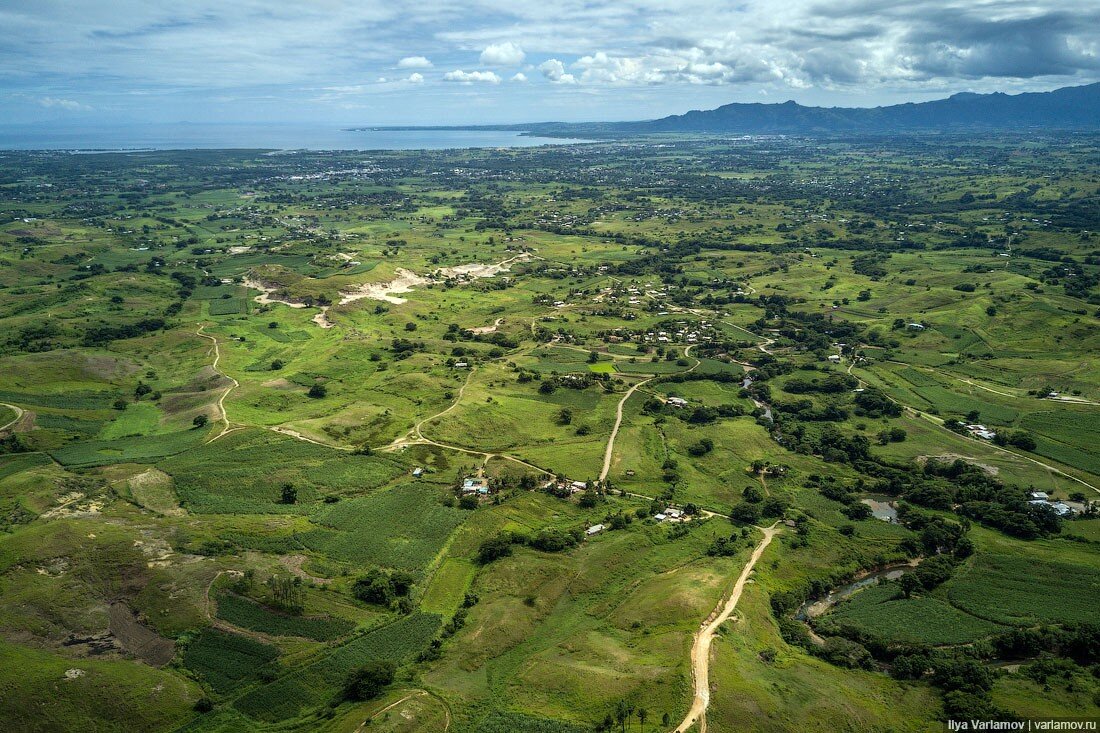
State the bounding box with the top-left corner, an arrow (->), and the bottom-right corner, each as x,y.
1,0 -> 1098,126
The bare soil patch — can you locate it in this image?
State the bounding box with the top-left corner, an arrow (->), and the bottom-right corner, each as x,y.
108,602 -> 175,667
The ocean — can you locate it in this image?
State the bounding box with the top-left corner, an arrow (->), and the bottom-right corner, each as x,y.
0,123 -> 592,151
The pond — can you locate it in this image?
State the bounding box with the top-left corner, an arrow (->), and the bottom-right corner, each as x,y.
860,495 -> 898,522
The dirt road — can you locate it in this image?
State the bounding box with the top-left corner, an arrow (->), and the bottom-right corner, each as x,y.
600,344 -> 699,483
0,402 -> 25,432
599,376 -> 655,482
674,523 -> 780,733
196,326 -> 240,442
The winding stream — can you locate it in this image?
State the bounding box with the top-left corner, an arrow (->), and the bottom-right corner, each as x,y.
796,563 -> 916,620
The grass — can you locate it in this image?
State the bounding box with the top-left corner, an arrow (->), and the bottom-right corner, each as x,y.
215,591 -> 355,641
233,612 -> 441,722
0,639 -> 199,732
158,429 -> 405,513
945,551 -> 1100,626
182,628 -> 281,695
50,427 -> 209,467
817,582 -> 1007,645
420,558 -> 476,615
0,142 -> 1098,733
299,483 -> 467,571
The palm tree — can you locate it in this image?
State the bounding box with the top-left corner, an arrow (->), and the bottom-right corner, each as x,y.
636,707 -> 647,730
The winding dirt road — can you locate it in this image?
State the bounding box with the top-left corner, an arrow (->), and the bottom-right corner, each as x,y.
674,523 -> 780,733
196,326 -> 240,442
600,344 -> 699,483
599,376 -> 656,483
0,402 -> 25,433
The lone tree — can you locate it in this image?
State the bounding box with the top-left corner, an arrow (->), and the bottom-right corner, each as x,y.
307,383 -> 327,398
192,414 -> 209,428
343,660 -> 395,701
280,483 -> 298,505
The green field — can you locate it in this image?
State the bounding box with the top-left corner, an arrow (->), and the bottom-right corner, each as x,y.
0,138 -> 1097,732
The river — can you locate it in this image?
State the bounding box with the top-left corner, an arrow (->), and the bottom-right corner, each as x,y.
796,563 -> 916,620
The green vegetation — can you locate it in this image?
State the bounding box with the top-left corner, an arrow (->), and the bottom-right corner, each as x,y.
214,592 -> 355,641
0,137 -> 1097,731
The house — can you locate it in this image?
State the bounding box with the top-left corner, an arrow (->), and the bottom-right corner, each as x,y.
653,513 -> 667,521
1051,502 -> 1074,517
667,397 -> 688,408
906,322 -> 925,330
966,424 -> 997,440
412,467 -> 423,477
570,481 -> 587,494
585,524 -> 605,536
1029,491 -> 1049,500
453,361 -> 468,368
461,477 -> 489,494
827,354 -> 841,363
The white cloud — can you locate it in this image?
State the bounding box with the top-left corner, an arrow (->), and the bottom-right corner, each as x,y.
397,56 -> 433,69
538,59 -> 576,84
511,72 -> 528,82
442,69 -> 502,84
480,41 -> 526,66
38,96 -> 91,111
407,72 -> 424,83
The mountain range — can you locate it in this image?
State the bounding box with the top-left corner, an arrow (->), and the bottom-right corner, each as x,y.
364,82 -> 1100,137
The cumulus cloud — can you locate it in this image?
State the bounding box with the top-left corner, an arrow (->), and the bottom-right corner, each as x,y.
3,0 -> 1098,123
38,96 -> 91,111
397,56 -> 433,69
442,69 -> 502,84
407,72 -> 424,83
480,41 -> 525,66
538,59 -> 576,84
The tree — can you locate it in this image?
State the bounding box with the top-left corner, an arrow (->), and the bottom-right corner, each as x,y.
588,351 -> 599,364
404,322 -> 417,331
279,483 -> 297,504
343,660 -> 395,701
1008,431 -> 1037,451
193,414 -> 209,428
730,502 -> 761,525
270,359 -> 284,370
307,383 -> 327,398
477,533 -> 515,564
353,569 -> 395,605
636,707 -> 647,730
614,699 -> 634,733
899,573 -> 922,598
558,407 -> 573,425
687,437 -> 714,456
